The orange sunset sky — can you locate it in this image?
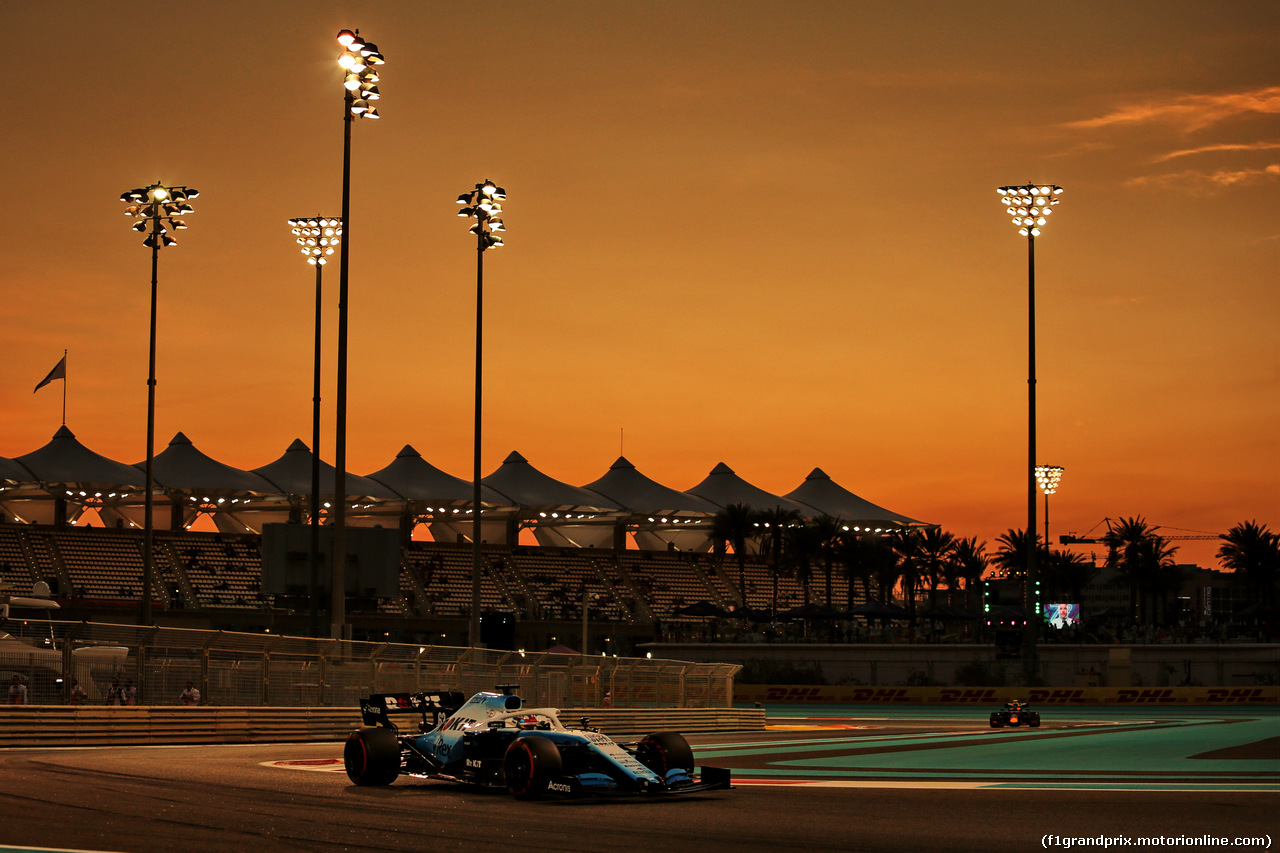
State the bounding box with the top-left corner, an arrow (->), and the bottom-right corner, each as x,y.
3,1 -> 1277,570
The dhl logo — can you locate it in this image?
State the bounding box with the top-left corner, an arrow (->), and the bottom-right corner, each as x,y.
1027,689 -> 1088,703
1204,688 -> 1268,703
938,689 -> 999,703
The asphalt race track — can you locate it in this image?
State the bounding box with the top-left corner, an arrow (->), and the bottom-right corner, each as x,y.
1,706 -> 1274,853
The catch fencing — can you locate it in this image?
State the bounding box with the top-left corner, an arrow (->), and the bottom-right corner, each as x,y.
1,619 -> 739,709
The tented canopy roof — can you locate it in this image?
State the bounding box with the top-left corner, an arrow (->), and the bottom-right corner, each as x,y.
145,432 -> 279,495
13,426 -> 144,489
481,451 -> 620,513
686,462 -> 810,514
582,457 -> 719,515
252,439 -> 401,500
785,467 -> 925,527
0,456 -> 31,484
367,445 -> 508,506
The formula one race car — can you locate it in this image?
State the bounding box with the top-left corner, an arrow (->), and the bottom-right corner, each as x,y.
344,687 -> 732,798
989,699 -> 1040,728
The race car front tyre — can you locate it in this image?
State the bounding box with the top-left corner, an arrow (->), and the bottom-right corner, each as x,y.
504,736 -> 563,799
636,732 -> 694,777
344,727 -> 401,786
1030,718 -> 1041,728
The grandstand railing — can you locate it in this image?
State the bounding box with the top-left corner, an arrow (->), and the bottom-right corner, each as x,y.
0,619 -> 740,709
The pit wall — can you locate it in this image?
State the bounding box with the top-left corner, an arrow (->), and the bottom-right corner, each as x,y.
735,685 -> 1278,705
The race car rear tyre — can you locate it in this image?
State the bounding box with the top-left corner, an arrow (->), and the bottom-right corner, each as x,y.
504,736 -> 563,799
636,732 -> 694,777
344,727 -> 401,786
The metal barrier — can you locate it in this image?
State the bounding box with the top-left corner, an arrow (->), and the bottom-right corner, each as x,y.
1,619 -> 739,709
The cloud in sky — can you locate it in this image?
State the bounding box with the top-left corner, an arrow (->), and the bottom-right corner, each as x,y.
1125,163 -> 1280,191
1153,141 -> 1280,162
1067,86 -> 1280,133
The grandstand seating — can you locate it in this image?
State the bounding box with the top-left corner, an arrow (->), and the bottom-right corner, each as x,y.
156,531 -> 262,609
0,524 -> 864,626
0,527 -> 34,586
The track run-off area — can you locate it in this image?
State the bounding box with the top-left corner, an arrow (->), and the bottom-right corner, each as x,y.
1,705 -> 1275,852
709,704 -> 1280,791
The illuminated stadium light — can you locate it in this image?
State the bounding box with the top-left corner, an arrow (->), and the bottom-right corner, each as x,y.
456,179 -> 507,250
1035,465 -> 1064,496
338,29 -> 384,120
1035,464 -> 1065,548
289,216 -> 343,266
997,184 -> 1063,237
121,183 -> 198,249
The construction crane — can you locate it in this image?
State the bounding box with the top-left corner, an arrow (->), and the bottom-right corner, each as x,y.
1058,517 -> 1220,545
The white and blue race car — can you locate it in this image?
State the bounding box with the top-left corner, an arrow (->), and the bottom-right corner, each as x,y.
344,687 -> 732,799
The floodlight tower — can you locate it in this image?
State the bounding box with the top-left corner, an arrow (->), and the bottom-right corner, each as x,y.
456,180 -> 507,648
1035,464 -> 1064,546
332,28 -> 384,640
120,182 -> 198,633
288,216 -> 342,637
996,182 -> 1064,677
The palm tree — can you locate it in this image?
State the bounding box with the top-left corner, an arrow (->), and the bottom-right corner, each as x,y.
991,528 -> 1050,621
757,506 -> 802,619
809,515 -> 844,607
836,530 -> 896,610
1040,548 -> 1097,604
1104,517 -> 1179,625
992,528 -> 1048,580
783,521 -> 824,607
1136,536 -> 1181,624
873,535 -> 903,608
893,531 -> 923,618
905,527 -> 956,613
951,536 -> 988,613
709,503 -> 758,608
1217,520 -> 1279,608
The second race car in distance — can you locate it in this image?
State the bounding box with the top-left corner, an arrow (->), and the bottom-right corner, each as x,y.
989,699 -> 1041,728
344,687 -> 732,799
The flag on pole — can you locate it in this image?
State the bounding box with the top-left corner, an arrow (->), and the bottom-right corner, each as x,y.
34,354 -> 67,393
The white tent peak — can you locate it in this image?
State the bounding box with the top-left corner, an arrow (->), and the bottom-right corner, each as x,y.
15,425 -> 144,489
583,457 -> 718,515
482,452 -> 619,511
688,462 -> 810,514
147,432 -> 278,495
252,440 -> 399,500
367,445 -> 504,505
785,467 -> 925,526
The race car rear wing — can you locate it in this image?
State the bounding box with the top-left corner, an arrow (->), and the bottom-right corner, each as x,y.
359,691 -> 466,728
